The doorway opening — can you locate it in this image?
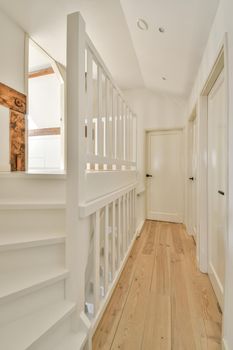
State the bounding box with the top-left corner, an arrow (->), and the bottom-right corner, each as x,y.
27,39 -> 65,173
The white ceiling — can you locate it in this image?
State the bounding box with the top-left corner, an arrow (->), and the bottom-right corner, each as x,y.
0,0 -> 219,97
120,0 -> 220,96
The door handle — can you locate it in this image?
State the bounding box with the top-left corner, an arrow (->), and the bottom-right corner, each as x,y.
146,174 -> 153,178
189,177 -> 194,181
218,190 -> 225,196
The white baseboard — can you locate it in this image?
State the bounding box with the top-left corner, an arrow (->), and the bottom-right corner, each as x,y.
90,228 -> 139,336
136,219 -> 145,236
148,212 -> 182,223
222,338 -> 228,350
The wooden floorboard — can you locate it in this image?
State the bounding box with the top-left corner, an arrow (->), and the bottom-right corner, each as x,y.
93,221 -> 222,350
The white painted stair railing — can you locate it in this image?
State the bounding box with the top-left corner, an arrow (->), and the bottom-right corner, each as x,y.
67,11 -> 138,343
81,183 -> 137,329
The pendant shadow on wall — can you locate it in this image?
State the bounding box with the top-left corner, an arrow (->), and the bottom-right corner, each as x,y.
0,83 -> 26,171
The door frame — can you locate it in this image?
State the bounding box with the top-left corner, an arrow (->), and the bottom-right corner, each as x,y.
187,107 -> 197,237
197,35 -> 229,283
145,127 -> 185,223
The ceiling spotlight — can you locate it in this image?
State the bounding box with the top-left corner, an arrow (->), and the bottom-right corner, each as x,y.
137,18 -> 149,31
162,77 -> 166,81
159,27 -> 165,33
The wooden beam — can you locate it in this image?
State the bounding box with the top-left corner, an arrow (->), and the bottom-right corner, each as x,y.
28,127 -> 61,137
0,82 -> 26,114
10,110 -> 25,171
29,67 -> 54,79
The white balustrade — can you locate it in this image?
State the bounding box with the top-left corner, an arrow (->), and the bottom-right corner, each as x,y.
85,37 -> 137,171
80,184 -> 137,321
67,12 -> 138,335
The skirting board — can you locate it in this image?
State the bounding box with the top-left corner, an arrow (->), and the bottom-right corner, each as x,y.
136,219 -> 146,237
222,338 -> 229,350
90,228 -> 139,337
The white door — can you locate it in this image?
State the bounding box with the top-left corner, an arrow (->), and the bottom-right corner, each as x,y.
188,117 -> 198,238
146,130 -> 184,223
208,70 -> 227,308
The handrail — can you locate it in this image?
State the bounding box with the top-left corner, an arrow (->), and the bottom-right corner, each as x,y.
79,182 -> 137,218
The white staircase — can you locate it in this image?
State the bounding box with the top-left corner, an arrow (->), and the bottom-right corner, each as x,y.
0,173 -> 89,350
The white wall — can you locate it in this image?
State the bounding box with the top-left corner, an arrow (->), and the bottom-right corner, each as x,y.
124,88 -> 187,231
186,1 -> 233,348
0,9 -> 25,93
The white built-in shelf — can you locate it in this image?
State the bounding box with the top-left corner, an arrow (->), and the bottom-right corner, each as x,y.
0,234 -> 66,252
0,268 -> 69,304
0,300 -> 76,350
54,331 -> 88,350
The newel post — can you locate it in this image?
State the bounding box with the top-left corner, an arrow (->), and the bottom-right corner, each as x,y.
66,12 -> 88,313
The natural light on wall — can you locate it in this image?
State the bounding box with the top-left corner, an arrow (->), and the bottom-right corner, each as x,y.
28,39 -> 64,172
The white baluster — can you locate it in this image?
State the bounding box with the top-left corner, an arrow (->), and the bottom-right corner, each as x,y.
129,191 -> 132,242
117,95 -> 122,160
117,197 -> 122,266
87,50 -> 93,158
112,88 -> 116,161
129,111 -> 133,163
97,66 -> 103,161
123,102 -> 126,161
112,201 -> 116,279
133,188 -> 136,234
105,78 -> 110,162
104,205 -> 109,294
127,192 -> 130,246
94,210 -> 100,314
122,194 -> 126,253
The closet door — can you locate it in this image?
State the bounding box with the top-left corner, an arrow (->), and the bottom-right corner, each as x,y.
208,70 -> 227,309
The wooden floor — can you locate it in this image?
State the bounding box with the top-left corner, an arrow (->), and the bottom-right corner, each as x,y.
93,221 -> 222,350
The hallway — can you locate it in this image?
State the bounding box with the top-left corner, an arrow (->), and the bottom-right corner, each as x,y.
93,221 -> 222,349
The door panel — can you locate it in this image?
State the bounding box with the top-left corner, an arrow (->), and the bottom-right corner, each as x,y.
188,117 -> 197,238
208,70 -> 226,308
146,130 -> 184,223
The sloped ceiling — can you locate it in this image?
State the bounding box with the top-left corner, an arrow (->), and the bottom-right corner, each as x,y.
120,0 -> 220,96
0,0 -> 219,96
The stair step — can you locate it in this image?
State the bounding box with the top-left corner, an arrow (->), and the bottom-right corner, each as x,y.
0,268 -> 68,304
0,202 -> 66,210
0,300 -> 76,350
0,234 -> 66,251
54,331 -> 88,350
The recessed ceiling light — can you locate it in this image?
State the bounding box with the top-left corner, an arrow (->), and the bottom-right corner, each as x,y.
159,27 -> 165,33
137,18 -> 149,31
162,77 -> 166,81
